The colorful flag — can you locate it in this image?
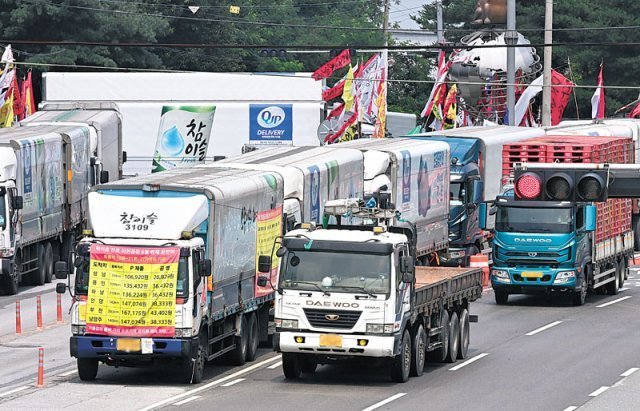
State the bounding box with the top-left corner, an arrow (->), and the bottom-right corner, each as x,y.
628,101 -> 640,118
591,64 -> 605,120
312,49 -> 351,81
550,70 -> 574,125
325,111 -> 358,144
513,74 -> 543,126
420,51 -> 452,118
21,71 -> 36,117
342,65 -> 356,112
322,80 -> 345,101
9,72 -> 24,121
326,103 -> 345,119
0,90 -> 15,127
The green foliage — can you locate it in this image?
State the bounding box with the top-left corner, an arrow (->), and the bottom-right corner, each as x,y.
387,50 -> 433,115
414,0 -> 640,118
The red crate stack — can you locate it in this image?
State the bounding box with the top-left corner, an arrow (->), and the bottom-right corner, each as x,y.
502,135 -> 634,243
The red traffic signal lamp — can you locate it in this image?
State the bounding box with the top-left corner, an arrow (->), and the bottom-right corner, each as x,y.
514,169 -> 608,202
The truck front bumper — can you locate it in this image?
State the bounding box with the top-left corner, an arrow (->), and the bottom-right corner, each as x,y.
71,335 -> 197,362
491,267 -> 581,294
274,331 -> 397,358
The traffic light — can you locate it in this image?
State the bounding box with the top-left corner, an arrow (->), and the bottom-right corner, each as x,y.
260,49 -> 287,58
514,169 -> 608,202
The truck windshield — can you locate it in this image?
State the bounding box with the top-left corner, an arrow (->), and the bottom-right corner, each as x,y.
280,250 -> 391,295
496,206 -> 573,234
75,254 -> 190,298
0,194 -> 5,229
450,183 -> 464,206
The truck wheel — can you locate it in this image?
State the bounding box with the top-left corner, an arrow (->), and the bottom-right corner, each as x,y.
445,312 -> 460,363
180,332 -> 207,384
607,262 -> 620,296
32,244 -> 46,286
229,316 -> 248,366
634,218 -> 640,251
495,290 -> 508,305
44,242 -> 54,283
429,310 -> 449,363
282,353 -> 302,379
390,329 -> 412,383
77,358 -> 98,381
619,258 -> 627,284
301,358 -> 318,374
60,233 -> 75,276
2,251 -> 20,295
572,275 -> 587,306
410,324 -> 426,377
457,309 -> 470,360
245,313 -> 259,362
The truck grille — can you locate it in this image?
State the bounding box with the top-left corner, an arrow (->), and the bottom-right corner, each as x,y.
303,308 -> 361,329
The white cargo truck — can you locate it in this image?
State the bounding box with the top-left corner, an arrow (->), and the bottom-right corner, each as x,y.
56,167 -> 284,383
335,138 -> 451,264
0,108 -> 123,294
263,202 -> 482,382
214,145 -> 364,230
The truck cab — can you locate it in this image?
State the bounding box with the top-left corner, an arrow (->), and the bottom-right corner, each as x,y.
485,197 -> 597,305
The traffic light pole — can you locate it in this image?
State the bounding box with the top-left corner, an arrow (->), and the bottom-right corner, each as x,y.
506,0 -> 516,126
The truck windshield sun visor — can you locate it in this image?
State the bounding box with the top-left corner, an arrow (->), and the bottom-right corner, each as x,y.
283,237 -> 393,255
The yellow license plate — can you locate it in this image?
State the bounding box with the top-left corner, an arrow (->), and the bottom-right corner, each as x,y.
522,271 -> 543,278
319,334 -> 343,348
116,338 -> 141,352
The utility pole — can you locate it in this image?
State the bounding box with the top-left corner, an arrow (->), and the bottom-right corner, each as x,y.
505,0 -> 517,126
436,0 -> 444,43
541,0 -> 553,126
383,0 -> 390,46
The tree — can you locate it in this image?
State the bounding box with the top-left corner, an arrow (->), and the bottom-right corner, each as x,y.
414,0 -> 640,118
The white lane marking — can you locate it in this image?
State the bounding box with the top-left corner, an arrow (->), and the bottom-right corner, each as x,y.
589,386 -> 610,397
621,368 -> 639,377
619,287 -> 629,292
138,354 -> 281,411
596,296 -> 632,308
0,385 -> 30,397
173,396 -> 200,406
562,407 -> 577,411
361,393 -> 407,411
221,378 -> 245,387
267,361 -> 282,370
449,353 -> 489,371
59,369 -> 77,377
525,321 -> 563,336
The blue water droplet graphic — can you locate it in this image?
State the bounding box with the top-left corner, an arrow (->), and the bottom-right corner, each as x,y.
161,126 -> 185,156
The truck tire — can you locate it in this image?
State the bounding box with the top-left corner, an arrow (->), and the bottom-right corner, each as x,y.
429,310 -> 449,363
410,324 -> 426,377
282,353 -> 302,379
60,233 -> 75,276
390,329 -> 411,383
572,274 -> 587,307
32,244 -> 46,286
44,242 -> 54,284
229,315 -> 248,366
495,290 -> 509,305
77,358 -> 99,381
607,261 -> 620,296
180,333 -> 207,384
620,257 -> 628,283
2,251 -> 20,295
245,313 -> 259,362
301,358 -> 317,374
445,312 -> 460,363
457,309 -> 470,360
634,218 -> 640,251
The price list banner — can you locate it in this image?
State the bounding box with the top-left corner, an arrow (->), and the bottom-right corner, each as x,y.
86,244 -> 180,337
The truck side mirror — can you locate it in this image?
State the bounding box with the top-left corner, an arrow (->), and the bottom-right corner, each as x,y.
12,195 -> 23,210
100,170 -> 109,184
400,256 -> 414,274
276,247 -> 287,258
200,259 -> 212,277
258,255 -> 272,273
479,203 -> 487,230
56,283 -> 67,294
55,261 -> 69,280
472,180 -> 484,204
585,205 -> 596,232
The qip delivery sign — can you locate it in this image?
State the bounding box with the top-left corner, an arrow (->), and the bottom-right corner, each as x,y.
249,104 -> 293,144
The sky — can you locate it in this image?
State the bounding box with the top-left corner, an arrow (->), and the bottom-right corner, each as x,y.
389,0 -> 430,30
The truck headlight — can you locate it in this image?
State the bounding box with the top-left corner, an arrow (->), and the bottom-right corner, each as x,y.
553,271 -> 576,285
492,269 -> 511,283
175,328 -> 193,338
275,318 -> 298,330
72,325 -> 86,335
366,323 -> 394,334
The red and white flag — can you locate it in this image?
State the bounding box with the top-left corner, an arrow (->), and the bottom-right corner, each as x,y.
591,64 -> 605,120
420,51 -> 450,118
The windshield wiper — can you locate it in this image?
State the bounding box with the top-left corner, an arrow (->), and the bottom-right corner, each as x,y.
283,280 -> 330,296
331,285 -> 378,298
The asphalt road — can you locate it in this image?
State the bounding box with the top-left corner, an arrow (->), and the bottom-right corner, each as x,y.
1,265 -> 639,410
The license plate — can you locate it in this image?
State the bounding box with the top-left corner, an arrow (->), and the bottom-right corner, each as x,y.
319,334 -> 343,348
116,338 -> 141,352
521,271 -> 543,278
450,251 -> 466,258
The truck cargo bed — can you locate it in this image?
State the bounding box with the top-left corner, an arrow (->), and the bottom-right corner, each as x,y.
414,267 -> 482,315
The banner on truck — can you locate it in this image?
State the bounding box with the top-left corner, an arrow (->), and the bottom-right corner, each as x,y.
152,105 -> 216,173
255,206 -> 282,297
86,244 -> 180,338
249,104 -> 293,145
